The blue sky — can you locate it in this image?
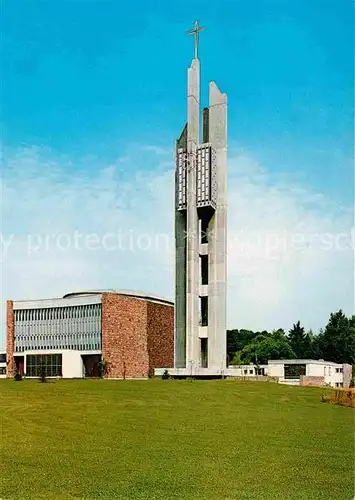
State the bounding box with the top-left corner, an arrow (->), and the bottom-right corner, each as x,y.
3,0 -> 353,199
1,0 -> 354,345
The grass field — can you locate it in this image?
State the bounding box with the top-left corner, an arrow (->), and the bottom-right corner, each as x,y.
0,379 -> 353,500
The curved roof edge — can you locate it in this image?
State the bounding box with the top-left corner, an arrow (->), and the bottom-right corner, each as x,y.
63,289 -> 174,306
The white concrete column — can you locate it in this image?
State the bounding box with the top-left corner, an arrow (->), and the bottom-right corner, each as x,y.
186,58 -> 200,371
208,81 -> 227,370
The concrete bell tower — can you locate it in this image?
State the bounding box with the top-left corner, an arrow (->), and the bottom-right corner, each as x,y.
174,21 -> 227,375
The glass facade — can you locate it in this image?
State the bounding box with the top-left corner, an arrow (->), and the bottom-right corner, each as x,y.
14,304 -> 101,352
26,354 -> 62,377
284,364 -> 306,379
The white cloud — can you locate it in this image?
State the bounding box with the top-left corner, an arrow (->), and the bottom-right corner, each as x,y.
0,145 -> 353,348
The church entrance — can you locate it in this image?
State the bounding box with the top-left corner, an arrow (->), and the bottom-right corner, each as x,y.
81,354 -> 101,378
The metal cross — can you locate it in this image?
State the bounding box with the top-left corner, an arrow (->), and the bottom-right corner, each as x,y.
188,20 -> 205,59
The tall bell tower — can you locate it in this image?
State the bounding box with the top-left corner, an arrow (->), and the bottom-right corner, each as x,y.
174,21 -> 228,375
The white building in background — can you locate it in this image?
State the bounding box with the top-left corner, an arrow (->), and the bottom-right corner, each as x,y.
267,359 -> 352,388
226,359 -> 352,388
0,352 -> 6,378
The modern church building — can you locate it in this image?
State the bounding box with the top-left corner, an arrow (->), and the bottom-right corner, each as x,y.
6,291 -> 174,379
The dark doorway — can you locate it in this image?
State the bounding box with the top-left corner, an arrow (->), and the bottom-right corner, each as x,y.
82,354 -> 101,377
14,356 -> 24,375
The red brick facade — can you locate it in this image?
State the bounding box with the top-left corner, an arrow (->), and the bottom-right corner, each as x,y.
6,300 -> 15,377
101,293 -> 174,378
147,301 -> 174,374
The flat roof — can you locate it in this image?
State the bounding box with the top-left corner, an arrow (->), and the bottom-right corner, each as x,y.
268,359 -> 342,366
62,290 -> 173,306
12,289 -> 173,309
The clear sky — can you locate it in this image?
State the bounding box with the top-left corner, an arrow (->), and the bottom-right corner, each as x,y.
1,0 -> 354,347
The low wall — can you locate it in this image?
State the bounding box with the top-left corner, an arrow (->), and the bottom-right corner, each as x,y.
225,375 -> 278,383
300,376 -> 326,387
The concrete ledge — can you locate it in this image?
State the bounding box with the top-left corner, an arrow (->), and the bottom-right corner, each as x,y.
198,327 -> 208,338
155,367 -> 226,377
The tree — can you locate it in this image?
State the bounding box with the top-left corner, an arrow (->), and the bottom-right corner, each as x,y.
321,310 -> 355,364
239,329 -> 295,364
226,329 -> 257,364
230,351 -> 243,365
288,321 -> 307,358
227,329 -> 240,363
302,329 -> 318,359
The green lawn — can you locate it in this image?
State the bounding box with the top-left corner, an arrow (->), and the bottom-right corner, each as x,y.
0,379 -> 353,500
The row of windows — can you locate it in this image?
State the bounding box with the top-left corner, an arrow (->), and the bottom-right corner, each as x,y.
239,369 -> 265,375
324,367 -> 343,376
26,354 -> 62,377
15,321 -> 100,339
15,332 -> 101,352
15,304 -> 101,322
15,343 -> 100,353
0,367 -> 6,375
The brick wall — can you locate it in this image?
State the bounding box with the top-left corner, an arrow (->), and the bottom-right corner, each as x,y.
101,293 -> 174,378
300,376 -> 326,387
101,293 -> 150,378
147,301 -> 174,374
6,300 -> 15,378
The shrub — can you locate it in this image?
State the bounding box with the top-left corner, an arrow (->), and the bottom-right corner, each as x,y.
162,369 -> 170,380
14,372 -> 23,381
99,359 -> 110,378
321,389 -> 355,407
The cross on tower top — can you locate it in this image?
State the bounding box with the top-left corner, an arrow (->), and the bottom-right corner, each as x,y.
187,20 -> 205,59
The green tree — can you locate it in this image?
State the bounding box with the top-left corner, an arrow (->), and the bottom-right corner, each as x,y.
240,329 -> 295,364
227,329 -> 240,363
288,321 -> 307,358
226,329 -> 256,363
302,329 -> 318,359
230,351 -> 243,365
321,310 -> 355,364
302,329 -> 324,359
